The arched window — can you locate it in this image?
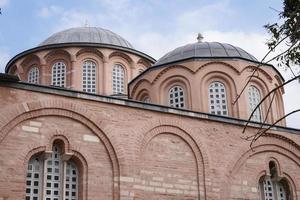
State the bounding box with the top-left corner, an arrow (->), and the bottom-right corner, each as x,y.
259,161 -> 291,200
142,96 -> 151,103
169,85 -> 185,108
25,145 -> 79,200
208,81 -> 228,116
112,64 -> 125,94
138,68 -> 144,74
52,62 -> 66,87
28,67 -> 39,84
82,60 -> 96,93
248,85 -> 262,122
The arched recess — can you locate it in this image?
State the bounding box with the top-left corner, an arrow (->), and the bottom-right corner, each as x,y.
152,65 -> 194,85
0,100 -> 121,200
20,54 -> 42,82
136,88 -> 151,102
241,65 -> 273,83
130,79 -> 152,100
44,49 -> 72,86
109,51 -> 133,65
137,58 -> 151,67
136,125 -> 207,200
195,61 -> 240,75
75,47 -> 104,60
159,75 -> 192,109
223,133 -> 300,199
200,71 -> 238,117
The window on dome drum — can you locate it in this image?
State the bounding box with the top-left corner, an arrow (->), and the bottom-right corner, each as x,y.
259,161 -> 291,200
168,86 -> 185,108
142,96 -> 151,103
208,81 -> 228,116
25,145 -> 78,200
28,67 -> 39,84
248,86 -> 262,122
112,64 -> 125,94
138,68 -> 144,74
82,60 -> 96,94
52,62 -> 66,87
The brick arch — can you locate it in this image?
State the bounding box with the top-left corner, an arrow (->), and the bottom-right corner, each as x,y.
200,70 -> 239,117
223,134 -> 300,199
241,65 -> 273,82
44,49 -> 72,62
134,118 -> 210,199
23,144 -> 89,200
196,61 -> 240,74
109,51 -> 133,64
152,65 -> 194,84
159,75 -> 192,107
0,100 -> 121,200
46,133 -> 71,153
130,78 -> 152,99
75,47 -> 104,59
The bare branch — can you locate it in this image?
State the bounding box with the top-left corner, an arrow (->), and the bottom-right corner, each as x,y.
249,109 -> 300,148
232,34 -> 291,105
242,74 -> 300,133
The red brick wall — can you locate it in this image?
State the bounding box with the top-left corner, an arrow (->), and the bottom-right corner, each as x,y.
0,85 -> 299,200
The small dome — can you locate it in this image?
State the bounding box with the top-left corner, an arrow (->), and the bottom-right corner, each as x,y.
155,42 -> 257,66
39,27 -> 134,49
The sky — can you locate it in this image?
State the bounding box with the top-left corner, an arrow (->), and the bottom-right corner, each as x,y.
0,0 -> 299,129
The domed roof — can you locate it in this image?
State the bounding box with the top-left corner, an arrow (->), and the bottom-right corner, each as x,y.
39,27 -> 134,49
155,42 -> 257,66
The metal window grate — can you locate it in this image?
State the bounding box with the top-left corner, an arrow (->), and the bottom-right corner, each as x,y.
65,162 -> 78,200
112,64 -> 125,94
208,82 -> 228,116
45,146 -> 62,200
26,157 -> 42,200
248,86 -> 262,122
28,67 -> 39,84
169,86 -> 185,108
52,62 -> 66,87
82,60 -> 96,94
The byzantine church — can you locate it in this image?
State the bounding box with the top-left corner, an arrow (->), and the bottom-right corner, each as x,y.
0,27 -> 299,200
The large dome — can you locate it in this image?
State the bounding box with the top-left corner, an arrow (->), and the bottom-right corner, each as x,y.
39,27 -> 134,49
155,42 -> 258,66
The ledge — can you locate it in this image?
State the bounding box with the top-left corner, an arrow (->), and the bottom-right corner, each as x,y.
0,73 -> 299,135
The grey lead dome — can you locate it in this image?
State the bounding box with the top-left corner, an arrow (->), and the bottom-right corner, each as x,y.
155,42 -> 258,66
39,27 -> 134,49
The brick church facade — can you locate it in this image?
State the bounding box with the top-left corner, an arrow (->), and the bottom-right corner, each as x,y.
0,27 -> 299,200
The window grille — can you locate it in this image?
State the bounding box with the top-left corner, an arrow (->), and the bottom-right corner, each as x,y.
169,86 -> 185,108
112,64 -> 125,94
25,145 -> 78,200
52,62 -> 66,87
28,67 -> 39,84
82,60 -> 96,93
248,86 -> 262,122
208,82 -> 228,116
